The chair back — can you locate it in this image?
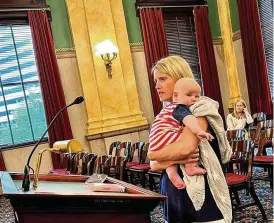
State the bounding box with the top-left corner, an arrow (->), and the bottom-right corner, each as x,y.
59,152 -> 70,169
251,112 -> 267,127
108,141 -> 121,156
128,142 -> 145,162
139,143 -> 149,164
71,152 -> 86,173
94,155 -> 111,174
115,142 -> 132,157
66,152 -> 77,172
81,153 -> 97,175
253,120 -> 273,143
102,156 -> 126,180
229,140 -> 254,181
257,128 -> 274,156
86,155 -> 98,175
226,129 -> 248,142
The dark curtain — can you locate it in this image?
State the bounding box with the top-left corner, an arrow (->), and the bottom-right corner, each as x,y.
194,7 -> 225,120
28,11 -> 73,169
237,0 -> 273,118
140,8 -> 169,116
0,150 -> 6,171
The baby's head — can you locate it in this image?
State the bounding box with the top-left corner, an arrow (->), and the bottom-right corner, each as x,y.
173,78 -> 201,106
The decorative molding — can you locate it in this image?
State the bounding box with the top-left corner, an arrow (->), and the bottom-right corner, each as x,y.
55,47 -> 75,52
86,124 -> 150,140
130,45 -> 144,53
129,42 -> 144,46
212,36 -> 223,45
30,0 -> 45,4
56,50 -> 76,59
232,30 -> 241,42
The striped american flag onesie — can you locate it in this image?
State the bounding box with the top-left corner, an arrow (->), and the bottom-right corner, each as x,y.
149,103 -> 183,151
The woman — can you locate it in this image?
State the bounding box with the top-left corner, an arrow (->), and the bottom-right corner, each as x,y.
226,99 -> 253,130
147,56 -> 232,223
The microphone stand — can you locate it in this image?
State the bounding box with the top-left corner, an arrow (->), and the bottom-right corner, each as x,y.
21,97 -> 84,191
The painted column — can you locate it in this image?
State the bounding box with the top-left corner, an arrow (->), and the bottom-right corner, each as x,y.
217,0 -> 241,108
65,0 -> 148,136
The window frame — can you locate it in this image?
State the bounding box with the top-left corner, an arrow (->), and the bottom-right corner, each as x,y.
0,1 -> 50,150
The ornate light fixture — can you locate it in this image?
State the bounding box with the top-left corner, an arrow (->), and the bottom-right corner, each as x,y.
95,40 -> 118,79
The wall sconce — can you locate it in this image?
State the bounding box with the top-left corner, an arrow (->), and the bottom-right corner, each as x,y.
95,40 -> 118,79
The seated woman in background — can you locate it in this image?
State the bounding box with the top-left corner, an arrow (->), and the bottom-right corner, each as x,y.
226,99 -> 253,130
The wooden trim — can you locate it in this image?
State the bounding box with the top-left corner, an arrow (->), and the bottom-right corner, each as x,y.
56,50 -> 76,59
129,42 -> 144,46
86,124 -> 150,141
0,0 -> 50,21
212,36 -> 223,45
232,30 -> 241,42
136,0 -> 206,16
130,45 -> 144,53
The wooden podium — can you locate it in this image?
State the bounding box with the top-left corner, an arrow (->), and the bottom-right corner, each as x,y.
0,172 -> 166,223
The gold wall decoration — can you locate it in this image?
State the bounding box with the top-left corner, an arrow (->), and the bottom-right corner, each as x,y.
65,0 -> 148,137
217,0 -> 242,108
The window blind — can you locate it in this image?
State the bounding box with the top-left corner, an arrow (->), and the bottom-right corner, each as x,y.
0,25 -> 47,147
258,0 -> 273,99
163,15 -> 202,89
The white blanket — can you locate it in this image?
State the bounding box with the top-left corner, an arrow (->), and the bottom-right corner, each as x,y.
180,96 -> 232,223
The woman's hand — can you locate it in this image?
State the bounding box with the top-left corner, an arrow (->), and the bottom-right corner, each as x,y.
186,148 -> 199,162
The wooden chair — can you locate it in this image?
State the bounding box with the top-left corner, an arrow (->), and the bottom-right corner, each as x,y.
252,120 -> 273,145
251,112 -> 267,127
71,152 -> 86,174
225,140 -> 267,220
115,142 -> 132,157
86,155 -> 98,175
81,153 -> 97,175
102,156 -> 126,181
125,142 -> 145,168
124,142 -> 145,182
226,129 -> 248,142
49,152 -> 76,175
93,155 -> 111,174
253,128 -> 273,188
108,141 -> 121,156
148,169 -> 162,192
127,143 -> 150,187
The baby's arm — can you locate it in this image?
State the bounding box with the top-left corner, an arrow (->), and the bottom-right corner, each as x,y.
183,115 -> 214,141
172,104 -> 214,141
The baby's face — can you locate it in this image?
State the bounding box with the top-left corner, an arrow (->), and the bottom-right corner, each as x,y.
174,90 -> 200,106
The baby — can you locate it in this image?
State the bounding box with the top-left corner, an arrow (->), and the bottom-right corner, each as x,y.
149,78 -> 214,189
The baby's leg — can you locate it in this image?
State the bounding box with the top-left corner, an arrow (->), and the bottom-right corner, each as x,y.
166,165 -> 186,189
185,163 -> 206,176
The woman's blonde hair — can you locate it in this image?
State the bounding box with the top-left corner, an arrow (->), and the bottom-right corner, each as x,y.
151,55 -> 194,81
232,99 -> 247,118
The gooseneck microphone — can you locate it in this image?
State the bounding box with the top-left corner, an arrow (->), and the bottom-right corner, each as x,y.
21,96 -> 84,191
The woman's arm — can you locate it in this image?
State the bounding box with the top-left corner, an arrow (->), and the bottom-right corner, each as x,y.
150,152 -> 199,171
226,114 -> 234,130
148,117 -> 208,162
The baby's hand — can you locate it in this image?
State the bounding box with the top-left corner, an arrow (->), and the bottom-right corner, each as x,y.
197,131 -> 214,141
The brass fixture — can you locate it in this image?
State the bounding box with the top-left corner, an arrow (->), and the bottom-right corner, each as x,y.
33,139 -> 84,189
95,40 -> 118,79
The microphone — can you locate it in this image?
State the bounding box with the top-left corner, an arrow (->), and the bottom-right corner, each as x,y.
21,96 -> 84,191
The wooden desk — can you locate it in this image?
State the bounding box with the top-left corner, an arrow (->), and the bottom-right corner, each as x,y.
0,172 -> 166,223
